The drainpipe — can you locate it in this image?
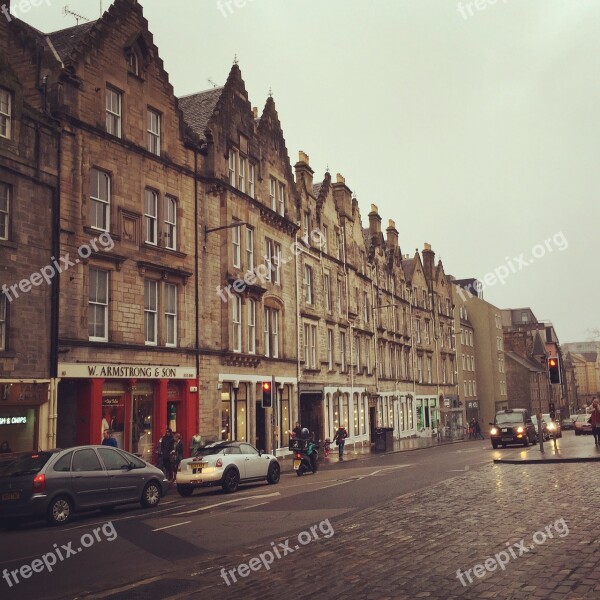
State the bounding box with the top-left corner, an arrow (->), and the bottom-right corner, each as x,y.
194,150 -> 200,435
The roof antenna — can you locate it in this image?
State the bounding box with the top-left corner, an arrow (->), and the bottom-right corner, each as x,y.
63,5 -> 91,24
207,78 -> 218,88
233,54 -> 239,65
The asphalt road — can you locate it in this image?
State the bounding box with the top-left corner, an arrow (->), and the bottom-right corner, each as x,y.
0,440 -> 500,600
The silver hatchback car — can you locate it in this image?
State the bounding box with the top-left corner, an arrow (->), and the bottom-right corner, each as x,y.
0,445 -> 168,526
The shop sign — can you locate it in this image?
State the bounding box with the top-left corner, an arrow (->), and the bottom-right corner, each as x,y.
0,416 -> 27,425
59,363 -> 197,380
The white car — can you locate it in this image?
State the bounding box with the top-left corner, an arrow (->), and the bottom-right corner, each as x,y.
176,441 -> 280,496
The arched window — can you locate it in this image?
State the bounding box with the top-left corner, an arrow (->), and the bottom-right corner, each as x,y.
127,51 -> 139,76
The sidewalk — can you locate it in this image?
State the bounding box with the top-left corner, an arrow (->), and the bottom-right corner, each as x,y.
281,434 -> 470,467
494,431 -> 600,464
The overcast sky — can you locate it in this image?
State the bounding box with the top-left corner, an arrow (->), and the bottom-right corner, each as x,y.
16,0 -> 599,344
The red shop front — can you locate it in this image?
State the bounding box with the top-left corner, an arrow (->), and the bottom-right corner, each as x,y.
57,363 -> 198,464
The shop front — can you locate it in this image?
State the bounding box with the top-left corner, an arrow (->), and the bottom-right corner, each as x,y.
0,381 -> 50,452
57,363 -> 197,464
416,395 -> 439,437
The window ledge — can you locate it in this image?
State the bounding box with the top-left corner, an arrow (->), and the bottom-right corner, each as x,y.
0,350 -> 16,358
0,240 -> 17,249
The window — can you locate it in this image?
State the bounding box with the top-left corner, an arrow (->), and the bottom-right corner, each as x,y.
265,239 -> 281,284
327,329 -> 334,370
462,354 -> 466,370
264,307 -> 279,358
0,89 -> 11,139
278,182 -> 285,216
88,268 -> 108,341
238,155 -> 246,193
446,299 -> 451,316
248,164 -> 255,198
147,109 -> 161,155
422,290 -> 428,309
304,323 -> 317,369
450,359 -> 455,384
72,449 -> 103,472
417,356 -> 423,383
440,324 -> 444,348
340,331 -> 347,371
247,299 -> 256,354
232,296 -> 242,352
164,283 -> 177,347
90,169 -> 110,231
321,225 -> 328,253
442,358 -> 447,384
106,87 -> 122,137
337,278 -> 344,314
427,357 -> 432,384
232,223 -> 241,268
425,320 -> 430,344
246,227 -> 254,270
366,338 -> 371,373
473,380 -> 477,395
269,178 -> 277,211
229,150 -> 237,187
144,189 -> 158,245
0,183 -> 9,240
304,264 -> 313,305
144,279 -> 158,345
0,295 -> 6,351
164,196 -> 177,250
336,230 -> 343,261
303,211 -> 310,236
416,320 -> 421,344
127,51 -> 139,76
324,271 -> 331,311
363,291 -> 369,323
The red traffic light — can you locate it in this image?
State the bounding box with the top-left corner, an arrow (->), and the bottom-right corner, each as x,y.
262,382 -> 271,392
549,358 -> 557,367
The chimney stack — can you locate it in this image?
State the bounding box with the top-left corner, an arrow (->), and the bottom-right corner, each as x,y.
422,242 -> 435,283
332,173 -> 353,220
294,150 -> 314,188
386,219 -> 399,250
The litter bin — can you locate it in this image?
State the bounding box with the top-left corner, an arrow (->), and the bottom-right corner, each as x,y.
374,427 -> 395,452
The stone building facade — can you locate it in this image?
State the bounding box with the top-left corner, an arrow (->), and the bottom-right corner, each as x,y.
0,13 -> 59,452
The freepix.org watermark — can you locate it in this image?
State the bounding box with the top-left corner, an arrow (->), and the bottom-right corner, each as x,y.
1,232 -> 114,303
2,521 -> 117,588
457,0 -> 509,20
217,0 -> 257,18
456,231 -> 568,302
1,0 -> 51,22
219,518 -> 334,586
216,229 -> 324,303
455,517 -> 569,587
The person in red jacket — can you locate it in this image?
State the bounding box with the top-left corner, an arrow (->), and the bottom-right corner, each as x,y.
590,398 -> 600,446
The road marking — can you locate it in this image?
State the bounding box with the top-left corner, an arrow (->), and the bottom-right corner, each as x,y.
314,480 -> 353,491
448,465 -> 470,472
367,465 -> 412,477
231,501 -> 271,512
173,492 -> 281,515
152,521 -> 192,532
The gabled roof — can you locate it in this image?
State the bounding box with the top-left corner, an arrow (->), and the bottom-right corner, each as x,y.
178,87 -> 224,141
581,352 -> 598,362
505,351 -> 545,373
47,21 -> 98,62
531,331 -> 547,358
313,183 -> 322,198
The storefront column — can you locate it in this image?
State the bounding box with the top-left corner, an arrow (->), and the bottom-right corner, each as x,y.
156,379 -> 168,439
78,379 -> 104,445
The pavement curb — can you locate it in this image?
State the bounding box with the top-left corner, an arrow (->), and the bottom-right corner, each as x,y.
494,456 -> 600,464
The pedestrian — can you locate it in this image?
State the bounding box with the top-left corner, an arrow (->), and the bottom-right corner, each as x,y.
436,422 -> 443,442
333,424 -> 348,459
160,428 -> 175,482
468,419 -> 474,440
101,429 -> 118,447
171,432 -> 184,479
0,440 -> 12,453
589,399 -> 600,446
474,420 -> 484,440
189,433 -> 203,456
291,421 -> 302,438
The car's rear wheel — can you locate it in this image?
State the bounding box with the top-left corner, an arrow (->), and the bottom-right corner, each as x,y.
141,482 -> 161,508
222,468 -> 240,493
501,443 -> 507,448
46,496 -> 73,526
523,437 -> 529,447
177,484 -> 194,497
267,462 -> 281,484
491,440 -> 499,449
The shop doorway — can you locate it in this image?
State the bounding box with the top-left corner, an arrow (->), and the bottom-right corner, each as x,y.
369,406 -> 376,442
255,401 -> 266,451
299,392 -> 323,441
131,392 -> 154,463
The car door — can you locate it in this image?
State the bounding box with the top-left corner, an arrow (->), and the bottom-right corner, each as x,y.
97,447 -> 140,503
223,446 -> 246,479
69,448 -> 110,508
240,444 -> 267,479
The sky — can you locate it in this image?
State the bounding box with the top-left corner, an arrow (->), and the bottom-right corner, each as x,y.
13,0 -> 599,343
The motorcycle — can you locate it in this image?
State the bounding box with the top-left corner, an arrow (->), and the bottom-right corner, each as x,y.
289,438 -> 319,475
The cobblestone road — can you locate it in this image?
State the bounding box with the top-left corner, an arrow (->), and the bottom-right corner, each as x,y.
187,462 -> 600,600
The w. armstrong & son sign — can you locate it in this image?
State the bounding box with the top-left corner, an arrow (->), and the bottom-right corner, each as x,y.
58,363 -> 197,380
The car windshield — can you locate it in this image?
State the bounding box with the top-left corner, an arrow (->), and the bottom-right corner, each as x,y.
194,444 -> 230,457
496,413 -> 524,426
575,415 -> 589,422
0,452 -> 54,477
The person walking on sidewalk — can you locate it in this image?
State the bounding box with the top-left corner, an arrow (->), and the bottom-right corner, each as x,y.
333,424 -> 348,459
590,399 -> 600,446
474,420 -> 484,440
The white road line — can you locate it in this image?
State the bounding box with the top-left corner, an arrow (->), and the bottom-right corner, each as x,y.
367,465 -> 412,477
152,521 -> 191,532
314,480 -> 353,491
173,492 -> 281,515
232,501 -> 271,511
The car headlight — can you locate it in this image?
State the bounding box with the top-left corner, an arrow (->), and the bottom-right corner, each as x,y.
490,427 -> 498,435
516,426 -> 524,434
548,422 -> 556,430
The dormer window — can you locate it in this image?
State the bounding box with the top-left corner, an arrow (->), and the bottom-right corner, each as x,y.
0,89 -> 11,139
127,51 -> 139,76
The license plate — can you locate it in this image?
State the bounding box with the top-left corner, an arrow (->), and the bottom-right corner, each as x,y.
293,459 -> 301,470
192,468 -> 201,474
502,428 -> 509,433
1,491 -> 19,501
502,438 -> 513,442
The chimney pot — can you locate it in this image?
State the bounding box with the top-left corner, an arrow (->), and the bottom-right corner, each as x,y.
298,150 -> 309,164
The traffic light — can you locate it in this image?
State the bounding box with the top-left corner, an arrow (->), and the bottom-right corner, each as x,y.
549,402 -> 556,420
548,357 -> 560,384
262,381 -> 273,408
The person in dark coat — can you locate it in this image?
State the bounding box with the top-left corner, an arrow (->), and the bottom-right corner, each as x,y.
160,428 -> 175,481
101,429 -> 118,448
